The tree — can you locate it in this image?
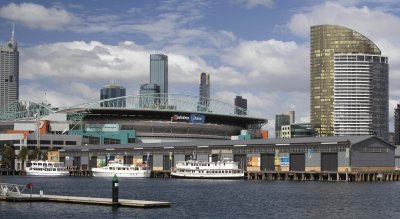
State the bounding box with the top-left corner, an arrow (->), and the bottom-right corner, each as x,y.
18,146 -> 28,170
2,145 -> 15,169
30,147 -> 42,160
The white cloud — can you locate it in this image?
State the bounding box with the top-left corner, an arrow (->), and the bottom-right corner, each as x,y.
0,3 -> 76,30
287,2 -> 400,40
221,39 -> 309,91
21,41 -> 149,81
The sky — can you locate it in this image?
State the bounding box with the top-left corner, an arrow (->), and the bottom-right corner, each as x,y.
1,0 -> 400,137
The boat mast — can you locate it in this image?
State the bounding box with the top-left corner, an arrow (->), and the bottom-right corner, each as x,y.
36,113 -> 41,159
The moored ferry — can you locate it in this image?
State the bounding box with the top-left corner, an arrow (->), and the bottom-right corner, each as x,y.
91,160 -> 151,178
171,158 -> 244,179
25,160 -> 70,176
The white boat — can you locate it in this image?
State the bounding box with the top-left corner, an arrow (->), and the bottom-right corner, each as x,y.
24,160 -> 70,176
171,158 -> 244,179
91,160 -> 151,178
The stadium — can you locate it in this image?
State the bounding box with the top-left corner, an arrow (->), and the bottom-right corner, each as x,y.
0,94 -> 268,146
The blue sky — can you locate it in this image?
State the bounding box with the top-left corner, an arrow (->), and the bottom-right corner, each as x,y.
1,0 -> 400,136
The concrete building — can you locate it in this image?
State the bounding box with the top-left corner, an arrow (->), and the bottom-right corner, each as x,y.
100,81 -> 126,107
0,25 -> 19,108
334,54 -> 388,139
289,111 -> 295,124
0,132 -> 82,171
139,83 -> 160,108
198,72 -> 210,112
61,136 -> 395,172
234,96 -> 247,115
275,114 -> 290,138
281,123 -> 315,138
310,24 -> 384,137
150,54 -> 168,105
395,104 -> 400,145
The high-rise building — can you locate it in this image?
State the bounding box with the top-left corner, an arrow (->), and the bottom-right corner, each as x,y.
395,104 -> 400,145
100,81 -> 126,107
234,96 -> 247,115
281,123 -> 315,138
139,83 -> 160,108
289,111 -> 295,124
310,24 -> 384,137
198,72 -> 210,111
0,25 -> 19,108
150,54 -> 168,105
275,114 -> 290,138
334,54 -> 388,139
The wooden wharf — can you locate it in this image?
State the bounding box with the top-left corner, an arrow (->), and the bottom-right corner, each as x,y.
0,183 -> 171,208
0,194 -> 171,208
245,170 -> 400,182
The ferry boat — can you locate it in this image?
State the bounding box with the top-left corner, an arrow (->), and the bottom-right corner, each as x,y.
91,159 -> 151,178
171,158 -> 244,179
24,160 -> 70,176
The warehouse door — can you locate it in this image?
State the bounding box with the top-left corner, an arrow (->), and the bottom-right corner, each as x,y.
211,154 -> 219,162
321,153 -> 338,171
73,156 -> 81,169
124,156 -> 133,165
260,154 -> 275,171
290,154 -> 305,171
89,156 -> 97,169
234,154 -> 247,171
143,155 -> 153,170
163,155 -> 174,170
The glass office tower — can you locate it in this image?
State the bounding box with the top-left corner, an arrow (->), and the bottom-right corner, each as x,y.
198,72 -> 210,111
310,25 -> 382,137
150,54 -> 168,105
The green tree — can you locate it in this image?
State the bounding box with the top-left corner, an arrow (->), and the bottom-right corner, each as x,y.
2,145 -> 15,169
30,147 -> 42,160
18,146 -> 28,169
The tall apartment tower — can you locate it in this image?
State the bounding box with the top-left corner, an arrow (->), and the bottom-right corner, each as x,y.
310,24 -> 387,138
395,104 -> 400,145
234,96 -> 247,115
100,81 -> 126,107
334,54 -> 388,139
150,54 -> 168,105
0,25 -> 19,108
198,72 -> 210,111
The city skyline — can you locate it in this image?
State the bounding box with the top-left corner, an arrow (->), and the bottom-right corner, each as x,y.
1,1 -> 400,136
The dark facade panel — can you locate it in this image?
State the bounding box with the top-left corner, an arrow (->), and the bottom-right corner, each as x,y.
143,155 -> 153,169
321,153 -> 338,171
124,156 -> 133,165
163,155 -> 174,170
260,153 -> 275,171
290,154 -> 305,171
234,154 -> 247,171
89,157 -> 97,169
351,138 -> 395,167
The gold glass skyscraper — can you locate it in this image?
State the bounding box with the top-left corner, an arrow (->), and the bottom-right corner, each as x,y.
310,25 -> 382,136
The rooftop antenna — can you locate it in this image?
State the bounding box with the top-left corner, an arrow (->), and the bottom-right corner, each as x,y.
11,23 -> 15,44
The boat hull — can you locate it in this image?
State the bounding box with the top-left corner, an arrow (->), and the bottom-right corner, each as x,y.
92,169 -> 151,178
171,172 -> 244,179
25,171 -> 70,176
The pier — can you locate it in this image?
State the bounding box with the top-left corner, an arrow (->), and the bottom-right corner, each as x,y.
0,183 -> 171,208
245,170 -> 400,182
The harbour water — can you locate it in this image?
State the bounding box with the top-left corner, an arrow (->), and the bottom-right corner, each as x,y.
1,176 -> 400,218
